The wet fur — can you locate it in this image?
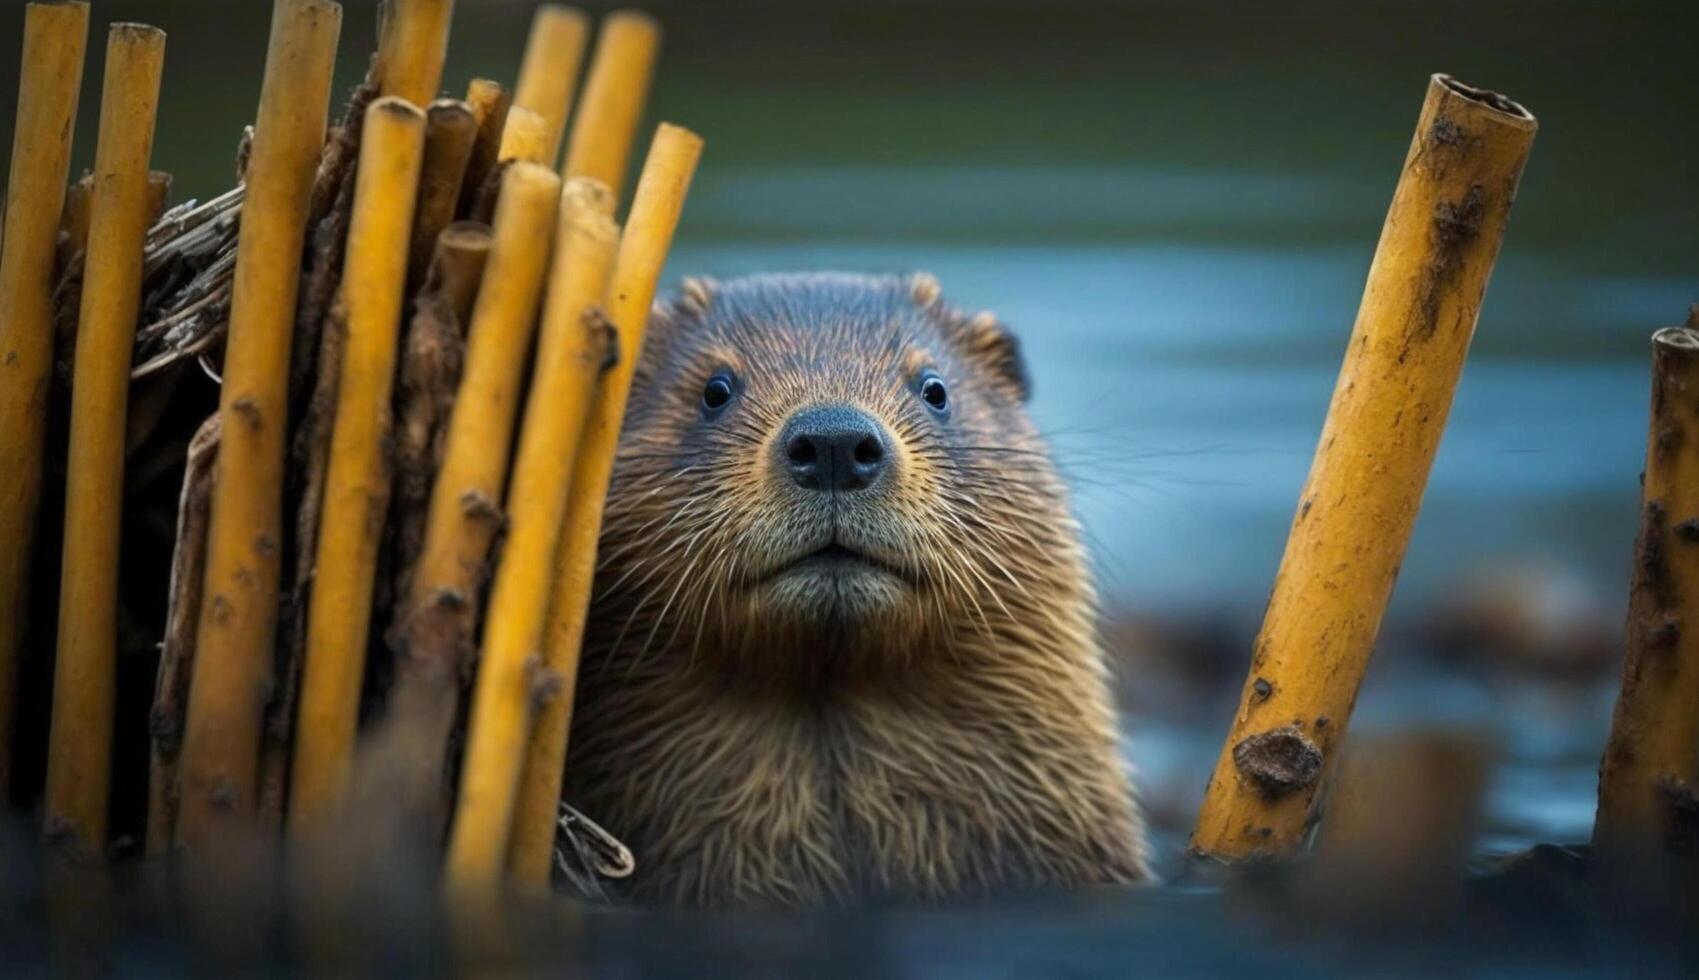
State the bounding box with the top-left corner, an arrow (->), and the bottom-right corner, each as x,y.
565,272 -> 1149,906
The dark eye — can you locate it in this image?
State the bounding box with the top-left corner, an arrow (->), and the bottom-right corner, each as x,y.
919,373 -> 949,413
702,372 -> 735,414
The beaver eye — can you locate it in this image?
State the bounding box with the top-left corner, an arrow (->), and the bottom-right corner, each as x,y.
701,372 -> 735,414
918,372 -> 949,413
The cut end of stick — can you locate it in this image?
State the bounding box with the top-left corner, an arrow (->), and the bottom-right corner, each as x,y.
498,107 -> 550,165
426,98 -> 476,128
1433,74 -> 1536,127
438,220 -> 494,252
369,94 -> 427,123
501,159 -> 564,202
1652,326 -> 1699,353
108,22 -> 166,44
562,176 -> 615,218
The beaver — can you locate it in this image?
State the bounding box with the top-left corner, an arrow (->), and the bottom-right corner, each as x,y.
564,271 -> 1150,906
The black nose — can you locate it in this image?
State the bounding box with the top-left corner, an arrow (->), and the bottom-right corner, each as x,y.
780,405 -> 888,493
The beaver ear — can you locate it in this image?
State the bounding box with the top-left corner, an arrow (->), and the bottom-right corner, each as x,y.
909,272 -> 942,308
956,310 -> 1031,402
678,276 -> 717,318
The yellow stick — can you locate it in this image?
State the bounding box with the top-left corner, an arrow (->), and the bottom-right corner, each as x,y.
508,124 -> 703,884
407,99 -> 478,290
291,97 -> 427,829
562,11 -> 660,201
402,164 -> 560,790
1595,322 -> 1699,858
377,0 -> 454,106
447,179 -> 619,889
175,0 -> 342,850
0,0 -> 90,802
498,106 -> 551,166
43,22 -> 166,857
458,78 -> 510,217
1190,76 -> 1536,859
511,4 -> 589,168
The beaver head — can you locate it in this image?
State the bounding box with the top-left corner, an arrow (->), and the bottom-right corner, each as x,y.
594,271 -> 1085,684
575,273 -> 1146,905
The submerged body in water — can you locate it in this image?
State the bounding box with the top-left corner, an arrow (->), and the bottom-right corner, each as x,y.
565,272 -> 1149,906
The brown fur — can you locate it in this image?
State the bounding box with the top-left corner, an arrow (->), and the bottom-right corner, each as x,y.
565,272 -> 1149,907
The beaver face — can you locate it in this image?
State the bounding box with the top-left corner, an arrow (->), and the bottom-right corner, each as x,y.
598,272 -> 1057,674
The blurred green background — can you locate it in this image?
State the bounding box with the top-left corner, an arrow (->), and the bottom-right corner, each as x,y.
3,0 -> 1695,856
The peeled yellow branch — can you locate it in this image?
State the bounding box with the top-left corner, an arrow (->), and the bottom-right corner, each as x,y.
290,97 -> 428,829
498,106 -> 551,167
1595,321 -> 1699,859
176,0 -> 342,850
376,0 -> 454,106
509,123 -> 703,884
1190,76 -> 1535,860
0,0 -> 89,800
458,79 -> 510,217
449,179 -> 619,889
407,100 -> 478,290
511,4 -> 589,167
43,21 -> 166,857
562,11 -> 660,200
400,166 -> 560,822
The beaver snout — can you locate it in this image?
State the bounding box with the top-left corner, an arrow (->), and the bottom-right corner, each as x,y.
779,404 -> 888,493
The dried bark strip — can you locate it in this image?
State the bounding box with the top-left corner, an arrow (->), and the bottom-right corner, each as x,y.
146,414 -> 221,854
387,223 -> 492,613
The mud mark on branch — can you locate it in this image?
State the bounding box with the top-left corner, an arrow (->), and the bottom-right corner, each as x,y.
1401,184 -> 1486,363
1233,724 -> 1323,798
1415,115 -> 1480,182
526,653 -> 565,709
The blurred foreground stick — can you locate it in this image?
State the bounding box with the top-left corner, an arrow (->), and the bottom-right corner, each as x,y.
511,4 -> 589,167
1191,75 -> 1536,860
175,0 -> 342,851
1287,731 -> 1487,929
375,0 -> 454,106
1595,317 -> 1699,875
0,0 -> 90,799
563,11 -> 661,199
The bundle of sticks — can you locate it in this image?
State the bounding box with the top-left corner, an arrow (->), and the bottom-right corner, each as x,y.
0,0 -> 702,899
